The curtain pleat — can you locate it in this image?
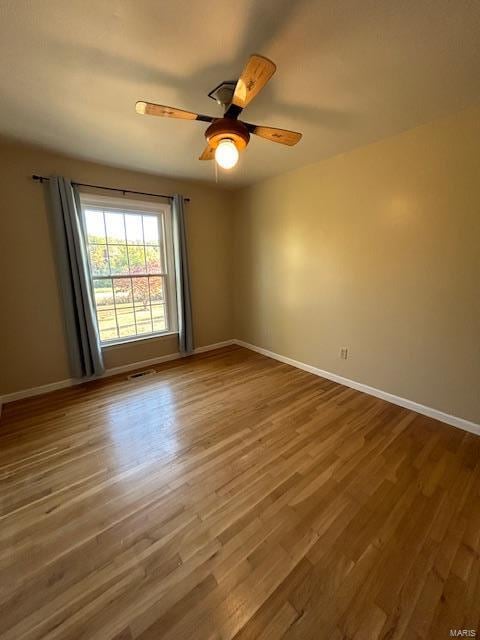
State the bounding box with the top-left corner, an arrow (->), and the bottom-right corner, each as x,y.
48,177 -> 104,378
172,194 -> 194,355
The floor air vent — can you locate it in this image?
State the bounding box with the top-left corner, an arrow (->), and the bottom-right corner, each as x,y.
127,369 -> 156,380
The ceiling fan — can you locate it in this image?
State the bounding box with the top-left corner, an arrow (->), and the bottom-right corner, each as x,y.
135,54 -> 302,170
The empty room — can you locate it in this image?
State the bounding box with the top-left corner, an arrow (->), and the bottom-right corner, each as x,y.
1,1 -> 479,638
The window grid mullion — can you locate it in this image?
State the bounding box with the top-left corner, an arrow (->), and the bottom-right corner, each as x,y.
140,216 -> 148,271
161,275 -> 168,332
91,273 -> 165,280
145,275 -> 154,331
139,216 -> 152,335
102,210 -> 120,340
157,215 -> 169,329
122,213 -> 139,336
159,213 -> 167,275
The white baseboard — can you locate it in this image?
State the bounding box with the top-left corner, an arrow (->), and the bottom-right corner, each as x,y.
0,377 -> 78,407
3,338 -> 478,438
0,340 -> 235,410
233,339 -> 480,437
191,340 -> 235,354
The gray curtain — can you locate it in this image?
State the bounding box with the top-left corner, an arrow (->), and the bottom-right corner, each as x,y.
48,177 -> 104,378
172,194 -> 194,354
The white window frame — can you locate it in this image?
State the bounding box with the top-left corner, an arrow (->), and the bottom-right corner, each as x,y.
79,193 -> 178,347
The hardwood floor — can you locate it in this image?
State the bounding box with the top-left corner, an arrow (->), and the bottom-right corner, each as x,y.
1,345 -> 479,639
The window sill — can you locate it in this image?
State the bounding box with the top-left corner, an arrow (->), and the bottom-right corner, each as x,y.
101,331 -> 179,350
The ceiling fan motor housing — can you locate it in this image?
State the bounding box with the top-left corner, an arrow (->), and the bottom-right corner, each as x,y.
205,118 -> 250,151
207,81 -> 237,107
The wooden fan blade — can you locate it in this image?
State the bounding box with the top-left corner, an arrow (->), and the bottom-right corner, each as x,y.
199,145 -> 215,160
249,125 -> 302,146
230,54 -> 276,110
136,101 -> 214,123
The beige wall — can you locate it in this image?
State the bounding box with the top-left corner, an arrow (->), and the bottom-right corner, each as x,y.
2,106 -> 479,423
0,139 -> 233,394
233,106 -> 480,424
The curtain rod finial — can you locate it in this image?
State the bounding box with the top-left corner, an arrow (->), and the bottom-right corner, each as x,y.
32,174 -> 49,183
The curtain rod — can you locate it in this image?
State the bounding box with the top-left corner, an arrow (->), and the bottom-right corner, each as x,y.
31,175 -> 190,202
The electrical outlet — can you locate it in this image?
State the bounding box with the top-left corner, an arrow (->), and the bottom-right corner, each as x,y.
340,347 -> 349,360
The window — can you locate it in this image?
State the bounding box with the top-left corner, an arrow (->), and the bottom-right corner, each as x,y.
80,194 -> 177,345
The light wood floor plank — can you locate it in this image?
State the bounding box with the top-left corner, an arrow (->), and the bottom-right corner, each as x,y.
0,345 -> 478,639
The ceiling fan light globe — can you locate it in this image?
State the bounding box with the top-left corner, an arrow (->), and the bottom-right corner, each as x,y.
215,139 -> 239,169
135,101 -> 147,114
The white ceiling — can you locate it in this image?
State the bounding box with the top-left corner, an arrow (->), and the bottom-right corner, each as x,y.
1,0 -> 479,186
